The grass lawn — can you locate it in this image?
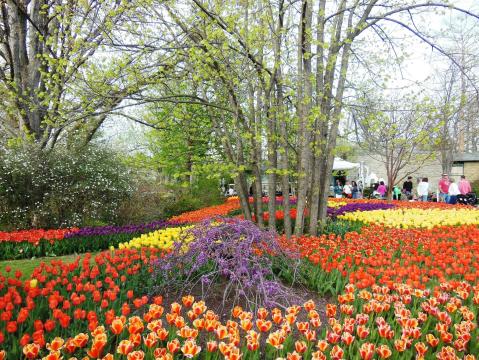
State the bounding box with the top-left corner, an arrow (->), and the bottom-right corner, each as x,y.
0,253 -> 96,280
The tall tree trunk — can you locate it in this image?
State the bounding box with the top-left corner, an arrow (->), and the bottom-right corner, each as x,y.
308,0 -> 327,236
293,0 -> 313,236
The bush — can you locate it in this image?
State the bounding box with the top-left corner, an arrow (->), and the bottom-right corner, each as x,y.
471,180 -> 479,195
152,219 -> 301,309
0,144 -> 133,229
161,177 -> 224,218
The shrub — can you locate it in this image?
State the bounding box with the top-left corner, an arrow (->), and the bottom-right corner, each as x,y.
152,219 -> 301,309
0,144 -> 132,229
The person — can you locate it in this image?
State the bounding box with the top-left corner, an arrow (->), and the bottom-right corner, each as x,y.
393,185 -> 401,200
403,176 -> 413,199
438,174 -> 450,203
458,175 -> 472,195
448,178 -> 460,204
417,177 -> 429,201
351,181 -> 359,199
343,181 -> 352,198
377,181 -> 387,198
334,180 -> 343,198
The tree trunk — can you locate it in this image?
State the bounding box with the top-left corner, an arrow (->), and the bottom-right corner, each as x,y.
293,0 -> 313,236
308,0 -> 327,236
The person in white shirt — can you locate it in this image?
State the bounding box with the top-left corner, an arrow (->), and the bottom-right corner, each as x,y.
343,181 -> 352,198
448,178 -> 460,204
417,177 -> 429,201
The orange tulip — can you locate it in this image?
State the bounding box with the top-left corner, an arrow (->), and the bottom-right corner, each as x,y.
316,340 -> 328,352
143,332 -> 158,348
182,295 -> 194,307
330,345 -> 344,360
295,340 -> 307,353
312,350 -> 327,360
356,325 -> 369,339
296,321 -> 309,334
23,343 -> 40,360
256,319 -> 272,332
127,350 -> 145,360
181,339 -> 201,358
206,340 -> 218,352
266,330 -> 285,349
110,317 -> 125,335
359,342 -> 375,360
157,328 -> 169,341
46,337 -> 64,351
287,351 -> 302,360
117,340 -> 134,355
341,332 -> 354,346
215,325 -> 229,340
167,338 -> 180,354
42,351 -> 62,360
376,345 -> 392,359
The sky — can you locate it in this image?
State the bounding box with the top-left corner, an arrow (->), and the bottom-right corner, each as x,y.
392,0 -> 478,89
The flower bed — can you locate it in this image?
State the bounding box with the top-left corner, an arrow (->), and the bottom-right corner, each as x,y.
0,221 -> 181,261
339,208 -> 479,228
1,199 -> 479,359
0,248 -> 163,359
327,202 -> 396,218
280,225 -> 479,290
118,226 -> 194,250
3,281 -> 478,359
169,199 -> 241,223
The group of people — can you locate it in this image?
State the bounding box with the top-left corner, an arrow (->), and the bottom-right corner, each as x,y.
334,180 -> 363,199
334,174 -> 473,204
409,174 -> 472,204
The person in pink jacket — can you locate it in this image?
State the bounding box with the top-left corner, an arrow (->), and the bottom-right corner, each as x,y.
458,175 -> 472,195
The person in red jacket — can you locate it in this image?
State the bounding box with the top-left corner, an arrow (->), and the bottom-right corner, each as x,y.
438,174 -> 450,203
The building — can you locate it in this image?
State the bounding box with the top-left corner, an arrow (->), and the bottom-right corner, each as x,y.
452,152 -> 479,182
356,151 -> 479,192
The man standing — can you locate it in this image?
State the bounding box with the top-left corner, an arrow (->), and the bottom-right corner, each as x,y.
402,176 -> 413,199
458,175 -> 472,195
438,174 -> 450,203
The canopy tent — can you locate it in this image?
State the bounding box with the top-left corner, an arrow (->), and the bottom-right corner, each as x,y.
333,157 -> 360,171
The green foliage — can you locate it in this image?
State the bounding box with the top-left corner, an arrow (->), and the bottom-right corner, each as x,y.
319,219 -> 364,237
471,180 -> 479,195
161,177 -> 224,218
0,144 -> 132,229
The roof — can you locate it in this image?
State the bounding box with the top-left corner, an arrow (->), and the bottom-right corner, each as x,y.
453,152 -> 479,162
333,157 -> 360,170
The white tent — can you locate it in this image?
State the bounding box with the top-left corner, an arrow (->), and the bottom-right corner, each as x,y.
333,157 -> 360,171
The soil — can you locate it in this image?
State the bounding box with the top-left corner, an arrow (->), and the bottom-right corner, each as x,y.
156,276 -> 331,326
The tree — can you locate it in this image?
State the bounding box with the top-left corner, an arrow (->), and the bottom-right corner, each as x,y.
146,0 -> 479,236
353,95 -> 439,199
0,0 -> 166,147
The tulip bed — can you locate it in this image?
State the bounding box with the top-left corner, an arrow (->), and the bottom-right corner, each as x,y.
1,199 -> 479,359
118,226 -> 194,251
339,208 -> 479,229
0,221 -> 181,261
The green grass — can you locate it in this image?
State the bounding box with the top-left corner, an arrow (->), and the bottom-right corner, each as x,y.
0,252 -> 96,280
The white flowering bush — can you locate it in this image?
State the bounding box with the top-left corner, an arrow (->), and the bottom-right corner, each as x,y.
0,145 -> 133,229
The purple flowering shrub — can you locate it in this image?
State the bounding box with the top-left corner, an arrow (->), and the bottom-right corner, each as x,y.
152,218 -> 301,309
